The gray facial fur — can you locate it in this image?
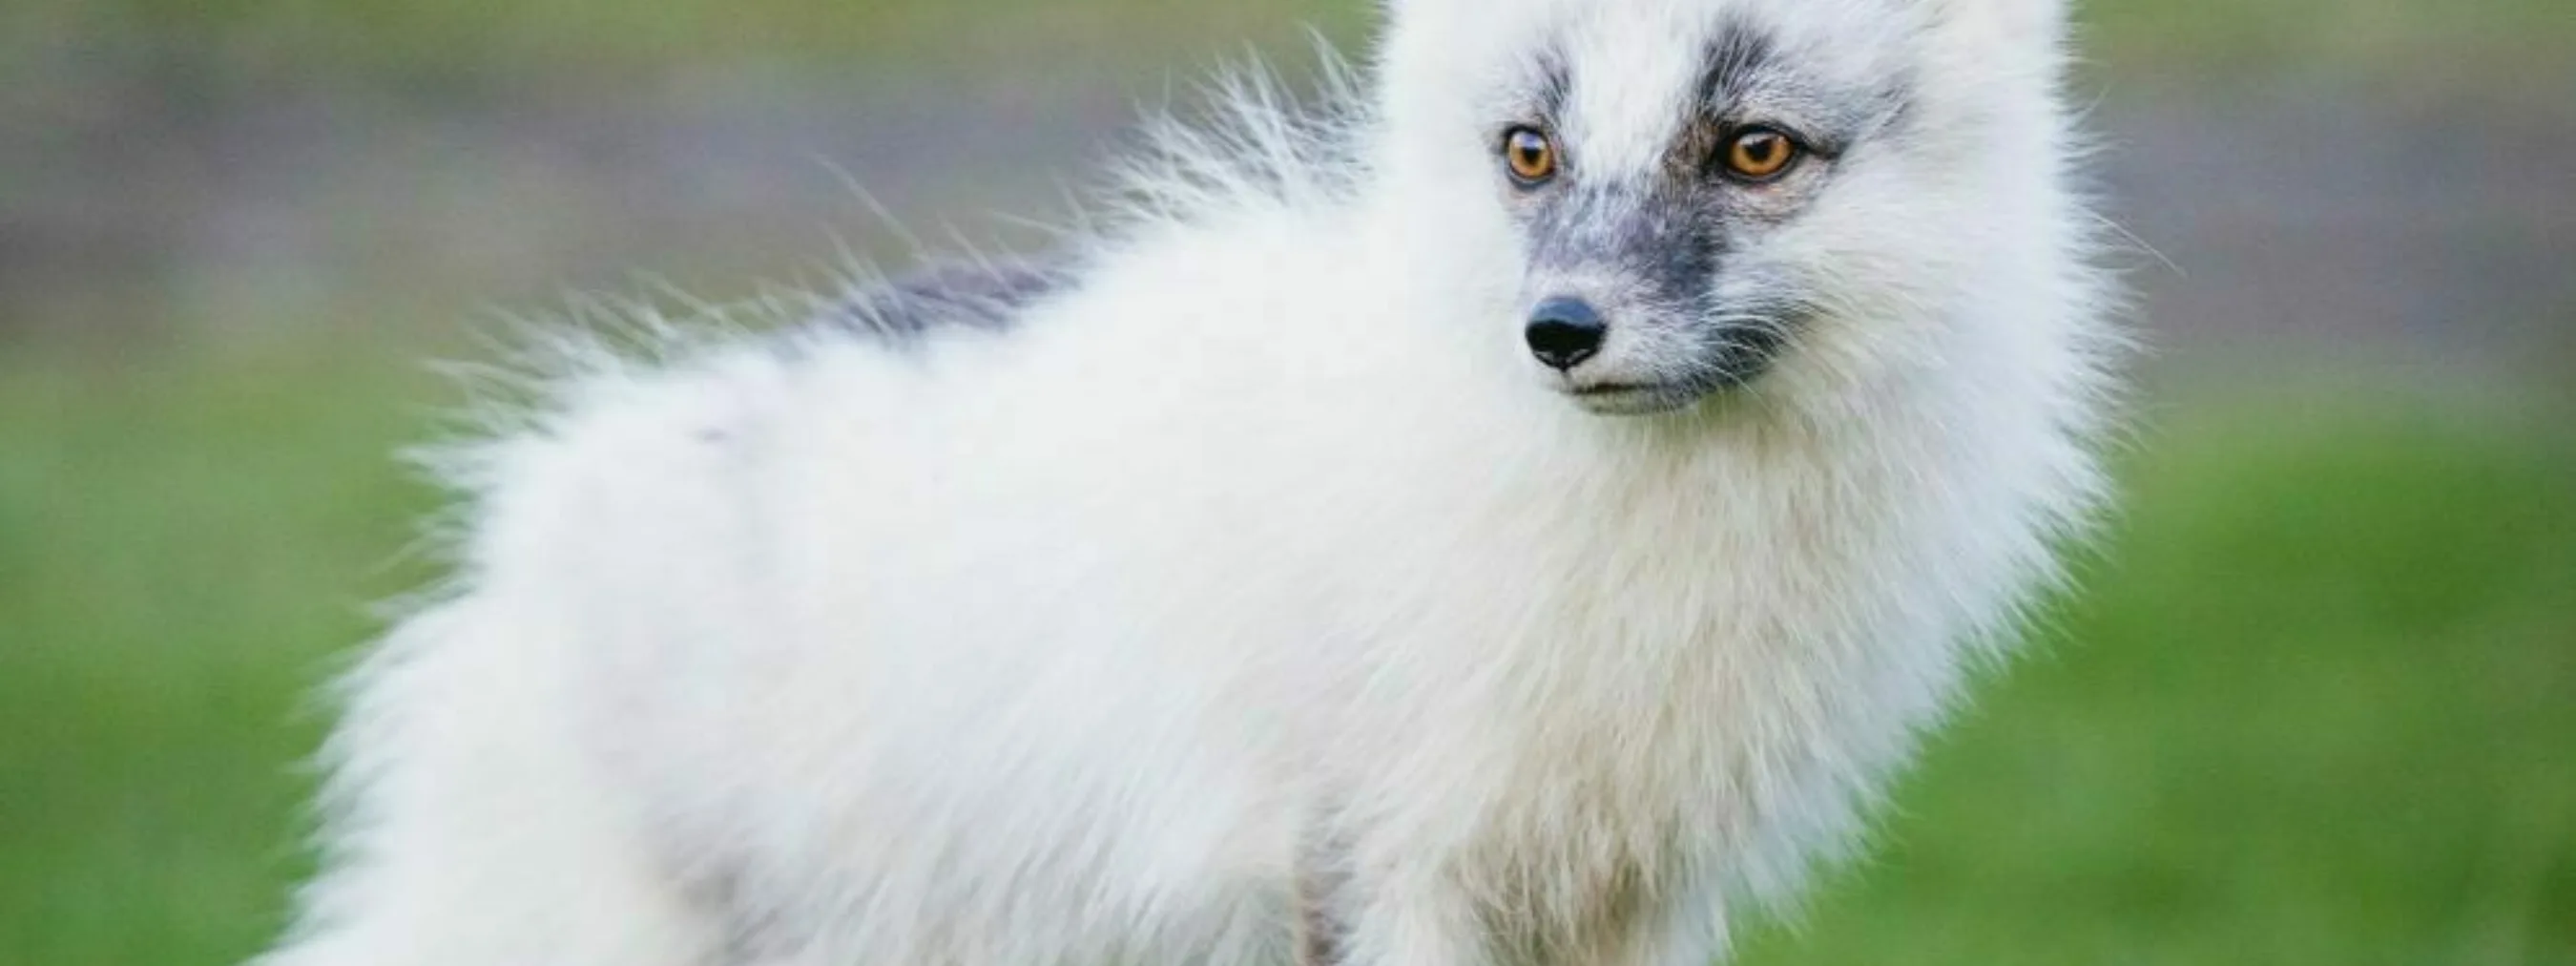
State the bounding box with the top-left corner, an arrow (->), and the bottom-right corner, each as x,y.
1504,16 -> 1914,410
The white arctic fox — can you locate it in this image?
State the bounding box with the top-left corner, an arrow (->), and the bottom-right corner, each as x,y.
261,0 -> 2118,963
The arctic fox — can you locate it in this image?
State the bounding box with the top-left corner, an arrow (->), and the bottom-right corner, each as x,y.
260,0 -> 2118,963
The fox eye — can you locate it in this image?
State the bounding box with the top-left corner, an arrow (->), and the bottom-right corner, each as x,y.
1720,127 -> 1800,181
1501,126 -> 1559,187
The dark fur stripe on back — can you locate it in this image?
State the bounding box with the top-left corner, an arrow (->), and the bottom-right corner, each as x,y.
824,258 -> 1070,342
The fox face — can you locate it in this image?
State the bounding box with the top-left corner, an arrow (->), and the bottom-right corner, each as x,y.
1377,0 -> 2071,415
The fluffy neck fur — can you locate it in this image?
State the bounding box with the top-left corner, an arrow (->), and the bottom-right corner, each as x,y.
1202,15 -> 2113,926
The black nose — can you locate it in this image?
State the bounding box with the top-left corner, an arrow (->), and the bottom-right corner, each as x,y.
1525,297 -> 1607,371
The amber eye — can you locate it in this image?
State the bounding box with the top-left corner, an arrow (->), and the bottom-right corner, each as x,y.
1721,128 -> 1799,181
1502,126 -> 1559,186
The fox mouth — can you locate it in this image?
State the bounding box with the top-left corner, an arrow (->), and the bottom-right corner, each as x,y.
1558,350 -> 1776,414
1559,380 -> 1709,415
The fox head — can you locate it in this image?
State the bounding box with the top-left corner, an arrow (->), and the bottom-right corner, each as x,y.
1371,0 -> 2083,416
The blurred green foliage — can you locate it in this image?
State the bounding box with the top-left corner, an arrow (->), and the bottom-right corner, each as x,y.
2086,0 -> 2576,85
3,349 -> 2570,963
5,0 -> 1361,94
0,351 -> 436,963
8,0 -> 2570,94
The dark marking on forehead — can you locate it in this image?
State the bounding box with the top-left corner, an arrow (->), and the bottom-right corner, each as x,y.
1696,18 -> 1781,109
1688,16 -> 1916,158
1533,47 -> 1573,125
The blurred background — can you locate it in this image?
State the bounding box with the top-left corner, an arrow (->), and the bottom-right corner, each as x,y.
2,0 -> 2570,962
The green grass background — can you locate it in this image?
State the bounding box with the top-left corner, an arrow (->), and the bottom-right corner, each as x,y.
5,0 -> 2575,962
11,0 -> 2573,104
7,349 -> 2569,964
